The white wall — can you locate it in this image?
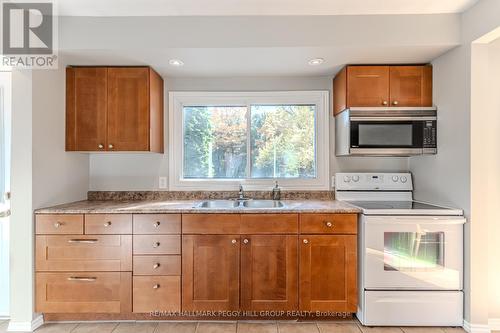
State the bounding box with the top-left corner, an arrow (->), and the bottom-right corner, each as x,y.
8,67 -> 89,329
89,76 -> 408,191
409,0 -> 500,326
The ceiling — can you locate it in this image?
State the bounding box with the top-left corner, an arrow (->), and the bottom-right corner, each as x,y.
57,0 -> 479,16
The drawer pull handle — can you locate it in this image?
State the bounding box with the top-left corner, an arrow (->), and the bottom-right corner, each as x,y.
154,221 -> 161,228
303,239 -> 309,244
325,221 -> 333,228
243,239 -> 249,244
231,239 -> 237,244
68,239 -> 98,243
153,284 -> 160,289
53,222 -> 63,228
67,277 -> 97,282
153,242 -> 161,248
153,263 -> 160,269
103,221 -> 112,227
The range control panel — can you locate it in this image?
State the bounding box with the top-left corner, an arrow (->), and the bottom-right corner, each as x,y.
335,173 -> 413,191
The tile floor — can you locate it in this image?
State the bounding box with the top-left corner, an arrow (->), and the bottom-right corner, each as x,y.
0,319 -> 471,333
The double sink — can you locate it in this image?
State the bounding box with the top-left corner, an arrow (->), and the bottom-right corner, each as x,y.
197,199 -> 285,209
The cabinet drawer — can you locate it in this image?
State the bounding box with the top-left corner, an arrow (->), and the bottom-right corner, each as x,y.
133,214 -> 181,234
133,235 -> 181,255
36,215 -> 83,235
85,214 -> 132,234
300,214 -> 357,234
36,235 -> 132,271
133,255 -> 181,276
241,214 -> 298,234
133,276 -> 181,313
36,272 -> 132,313
183,214 -> 240,234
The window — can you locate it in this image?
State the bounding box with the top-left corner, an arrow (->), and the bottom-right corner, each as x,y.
169,91 -> 329,190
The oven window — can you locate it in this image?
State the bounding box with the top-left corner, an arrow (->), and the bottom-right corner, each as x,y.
384,232 -> 444,271
358,124 -> 413,146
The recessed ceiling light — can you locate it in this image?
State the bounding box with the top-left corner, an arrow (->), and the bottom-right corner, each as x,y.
308,58 -> 324,66
169,59 -> 184,66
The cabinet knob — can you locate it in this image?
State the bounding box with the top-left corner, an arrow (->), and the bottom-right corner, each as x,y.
98,144 -> 104,149
325,221 -> 333,228
243,239 -> 249,244
153,284 -> 160,289
153,263 -> 160,269
303,239 -> 309,244
231,239 -> 237,244
392,101 -> 399,105
382,101 -> 388,105
108,144 -> 114,149
103,221 -> 112,227
153,221 -> 161,228
53,222 -> 62,228
153,242 -> 160,248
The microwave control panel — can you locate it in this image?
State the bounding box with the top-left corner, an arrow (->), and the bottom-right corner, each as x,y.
423,121 -> 437,148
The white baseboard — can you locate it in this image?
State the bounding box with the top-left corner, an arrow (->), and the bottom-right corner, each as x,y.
7,314 -> 44,332
463,320 -> 492,333
489,318 -> 500,331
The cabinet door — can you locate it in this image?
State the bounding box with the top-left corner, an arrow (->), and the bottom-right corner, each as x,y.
241,235 -> 298,311
182,235 -> 240,311
299,235 -> 357,312
389,66 -> 432,107
107,68 -> 150,151
66,67 -> 107,151
347,66 -> 390,107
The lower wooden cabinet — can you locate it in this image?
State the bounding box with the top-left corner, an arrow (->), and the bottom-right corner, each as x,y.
182,235 -> 240,311
299,235 -> 357,312
241,235 -> 298,310
133,276 -> 181,313
35,272 -> 132,313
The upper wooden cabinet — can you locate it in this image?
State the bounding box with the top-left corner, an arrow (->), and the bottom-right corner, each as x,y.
333,65 -> 433,115
66,66 -> 164,152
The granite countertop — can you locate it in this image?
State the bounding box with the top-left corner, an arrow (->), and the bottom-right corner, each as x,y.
34,199 -> 361,214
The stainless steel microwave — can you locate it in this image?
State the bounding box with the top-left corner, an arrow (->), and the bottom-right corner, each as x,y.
335,107 -> 437,156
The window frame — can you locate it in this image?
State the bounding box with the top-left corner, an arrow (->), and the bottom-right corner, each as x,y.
168,91 -> 330,191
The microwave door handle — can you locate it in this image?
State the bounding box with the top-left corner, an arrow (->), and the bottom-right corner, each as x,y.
350,116 -> 437,121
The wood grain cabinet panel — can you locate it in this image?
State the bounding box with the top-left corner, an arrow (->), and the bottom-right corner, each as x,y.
133,235 -> 181,255
66,67 -> 108,151
36,214 -> 84,235
36,235 -> 132,271
389,65 -> 433,107
36,272 -> 132,313
85,214 -> 132,234
133,276 -> 181,313
240,214 -> 298,234
241,235 -> 298,310
347,66 -> 390,108
133,214 -> 181,234
183,214 -> 240,234
300,214 -> 357,234
133,255 -> 181,276
182,235 -> 240,311
299,235 -> 357,312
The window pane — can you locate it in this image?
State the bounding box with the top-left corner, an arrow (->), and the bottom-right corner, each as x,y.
250,105 -> 316,178
183,106 -> 247,179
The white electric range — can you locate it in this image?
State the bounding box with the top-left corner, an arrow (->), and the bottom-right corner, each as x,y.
335,173 -> 465,327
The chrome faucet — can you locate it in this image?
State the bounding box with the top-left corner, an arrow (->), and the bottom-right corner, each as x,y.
238,184 -> 245,200
272,181 -> 281,200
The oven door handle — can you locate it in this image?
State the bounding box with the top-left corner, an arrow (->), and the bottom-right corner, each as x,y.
350,116 -> 437,121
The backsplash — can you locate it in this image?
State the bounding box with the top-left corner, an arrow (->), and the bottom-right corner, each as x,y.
87,190 -> 334,201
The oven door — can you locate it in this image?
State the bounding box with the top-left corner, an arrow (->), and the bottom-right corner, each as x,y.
350,119 -> 424,155
361,215 -> 464,290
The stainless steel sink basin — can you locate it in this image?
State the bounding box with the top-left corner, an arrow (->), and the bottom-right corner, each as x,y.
197,200 -> 240,208
242,200 -> 284,208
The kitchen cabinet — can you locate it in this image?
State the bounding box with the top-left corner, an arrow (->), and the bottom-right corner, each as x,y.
333,65 -> 433,115
182,235 -> 240,311
66,66 -> 163,152
299,235 -> 357,312
240,235 -> 298,310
